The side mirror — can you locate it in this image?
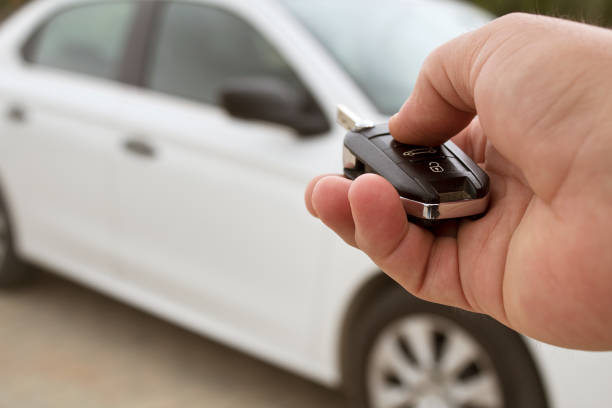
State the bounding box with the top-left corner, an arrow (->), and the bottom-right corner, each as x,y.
219,77 -> 330,136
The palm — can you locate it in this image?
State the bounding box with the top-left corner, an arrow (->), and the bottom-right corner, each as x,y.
450,144 -> 535,328
474,145 -> 612,349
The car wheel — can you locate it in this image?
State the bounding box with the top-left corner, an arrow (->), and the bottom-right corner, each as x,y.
342,284 -> 549,408
0,197 -> 30,287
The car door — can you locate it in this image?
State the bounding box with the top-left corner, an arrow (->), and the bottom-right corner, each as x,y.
0,2 -> 136,277
114,1 -> 340,352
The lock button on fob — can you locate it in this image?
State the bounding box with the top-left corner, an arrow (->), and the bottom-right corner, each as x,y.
337,105 -> 490,222
399,158 -> 480,204
401,157 -> 464,179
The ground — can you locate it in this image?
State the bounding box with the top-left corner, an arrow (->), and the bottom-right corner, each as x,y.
0,271 -> 345,408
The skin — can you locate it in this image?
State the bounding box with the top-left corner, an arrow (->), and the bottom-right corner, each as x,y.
305,13 -> 612,350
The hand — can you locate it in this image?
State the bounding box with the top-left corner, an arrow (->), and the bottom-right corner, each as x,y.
305,13 -> 612,350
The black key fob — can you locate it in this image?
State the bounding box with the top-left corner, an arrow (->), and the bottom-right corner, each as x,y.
338,105 -> 490,224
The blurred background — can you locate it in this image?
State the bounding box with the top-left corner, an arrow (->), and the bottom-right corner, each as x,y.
5,0 -> 612,24
472,0 -> 612,25
0,1 -> 611,408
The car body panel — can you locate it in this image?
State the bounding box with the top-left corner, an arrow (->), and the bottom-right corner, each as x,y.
0,0 -> 382,385
525,339 -> 612,408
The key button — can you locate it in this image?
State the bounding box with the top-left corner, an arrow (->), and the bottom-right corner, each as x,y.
399,157 -> 465,180
399,145 -> 440,158
371,135 -> 448,163
387,143 -> 445,164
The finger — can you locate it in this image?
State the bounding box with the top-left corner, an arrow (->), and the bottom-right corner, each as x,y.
388,29 -> 480,146
388,13 -> 603,204
451,117 -> 487,164
305,174 -> 339,217
347,174 -> 473,310
348,175 -> 432,291
311,175 -> 357,247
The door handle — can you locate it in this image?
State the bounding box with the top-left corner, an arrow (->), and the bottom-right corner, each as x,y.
7,105 -> 27,124
124,138 -> 156,159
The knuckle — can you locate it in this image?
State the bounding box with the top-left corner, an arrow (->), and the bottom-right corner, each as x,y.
424,42 -> 449,68
495,12 -> 536,26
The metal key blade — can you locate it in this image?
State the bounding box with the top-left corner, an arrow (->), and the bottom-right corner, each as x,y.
337,104 -> 374,132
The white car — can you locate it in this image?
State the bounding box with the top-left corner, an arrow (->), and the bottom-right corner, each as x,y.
0,1 -> 610,407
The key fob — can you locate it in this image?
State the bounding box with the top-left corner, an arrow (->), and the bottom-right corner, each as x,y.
337,105 -> 490,225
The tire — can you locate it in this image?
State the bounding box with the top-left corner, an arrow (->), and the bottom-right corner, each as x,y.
0,194 -> 30,287
342,283 -> 549,408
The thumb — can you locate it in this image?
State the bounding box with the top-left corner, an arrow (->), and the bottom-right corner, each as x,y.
389,26 -> 486,146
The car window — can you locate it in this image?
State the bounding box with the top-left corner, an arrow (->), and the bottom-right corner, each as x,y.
282,0 -> 491,115
24,3 -> 135,80
147,3 -> 304,106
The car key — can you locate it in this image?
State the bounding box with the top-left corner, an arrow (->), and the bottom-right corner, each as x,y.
337,105 -> 490,225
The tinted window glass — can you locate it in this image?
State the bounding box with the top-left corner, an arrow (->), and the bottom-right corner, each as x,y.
282,0 -> 491,114
148,3 -> 303,105
27,3 -> 134,80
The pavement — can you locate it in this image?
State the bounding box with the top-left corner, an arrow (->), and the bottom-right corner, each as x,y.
0,271 -> 346,408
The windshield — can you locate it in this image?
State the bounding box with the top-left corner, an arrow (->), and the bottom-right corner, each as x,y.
281,0 -> 492,115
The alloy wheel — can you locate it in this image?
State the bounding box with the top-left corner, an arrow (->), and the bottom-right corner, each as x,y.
368,314 -> 504,408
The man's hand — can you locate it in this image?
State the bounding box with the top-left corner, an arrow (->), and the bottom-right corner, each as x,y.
305,13 -> 612,350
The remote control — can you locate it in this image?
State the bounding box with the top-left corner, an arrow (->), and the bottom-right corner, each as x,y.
338,105 -> 490,224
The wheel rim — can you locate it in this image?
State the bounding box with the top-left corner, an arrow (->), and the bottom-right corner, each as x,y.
0,208 -> 8,268
367,314 -> 504,408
